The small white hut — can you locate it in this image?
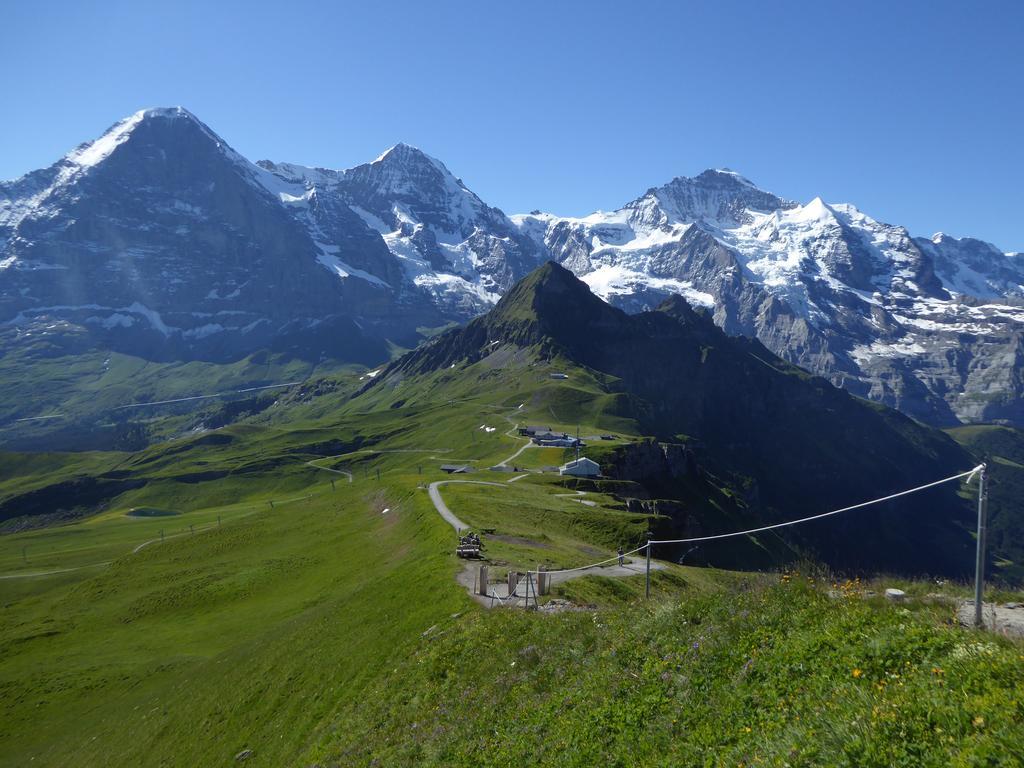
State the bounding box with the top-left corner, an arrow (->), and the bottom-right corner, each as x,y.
559,457 -> 600,477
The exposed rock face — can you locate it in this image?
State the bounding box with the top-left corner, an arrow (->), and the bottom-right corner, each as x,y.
600,439 -> 696,483
369,262 -> 978,575
0,109 -> 444,363
258,143 -> 546,317
513,175 -> 1024,427
3,107 -> 1020,426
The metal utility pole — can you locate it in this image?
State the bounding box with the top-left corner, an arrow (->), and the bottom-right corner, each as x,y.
645,536 -> 652,599
974,463 -> 989,627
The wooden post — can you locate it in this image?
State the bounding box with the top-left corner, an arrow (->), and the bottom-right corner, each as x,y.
478,565 -> 489,596
217,515 -> 221,528
160,529 -> 164,543
376,468 -> 381,482
331,479 -> 336,491
190,524 -> 194,535
974,464 -> 989,627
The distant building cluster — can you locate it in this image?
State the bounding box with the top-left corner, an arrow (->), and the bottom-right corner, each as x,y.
518,425 -> 584,448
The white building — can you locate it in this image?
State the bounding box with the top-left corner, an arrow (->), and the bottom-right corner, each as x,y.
559,457 -> 600,477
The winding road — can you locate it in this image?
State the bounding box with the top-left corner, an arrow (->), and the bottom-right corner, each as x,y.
426,473 -> 665,607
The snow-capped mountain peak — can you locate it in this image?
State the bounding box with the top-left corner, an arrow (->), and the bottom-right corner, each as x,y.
370,141 -> 439,168
252,142 -> 548,315
512,167 -> 1024,425
65,106 -> 227,171
339,142 -> 488,240
3,108 -> 1023,427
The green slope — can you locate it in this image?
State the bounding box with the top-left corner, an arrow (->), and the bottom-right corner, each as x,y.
306,576 -> 1024,768
0,359 -> 1021,765
949,424 -> 1024,584
1,264 -> 1021,766
370,262 -> 980,576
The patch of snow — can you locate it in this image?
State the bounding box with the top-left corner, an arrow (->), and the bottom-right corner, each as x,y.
125,301 -> 171,334
580,264 -> 715,308
315,249 -> 389,288
67,110 -> 148,169
850,337 -> 928,365
413,272 -> 501,305
359,367 -> 383,381
100,313 -> 135,329
182,323 -> 225,339
350,205 -> 392,234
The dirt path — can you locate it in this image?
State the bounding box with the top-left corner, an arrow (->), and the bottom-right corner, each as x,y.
0,561 -> 111,580
555,490 -> 596,506
1,508 -> 264,581
426,475 -> 666,609
427,480 -> 507,532
497,435 -> 534,468
304,456 -> 353,482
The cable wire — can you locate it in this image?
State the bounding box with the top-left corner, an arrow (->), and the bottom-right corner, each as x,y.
649,465 -> 984,546
525,465 -> 982,577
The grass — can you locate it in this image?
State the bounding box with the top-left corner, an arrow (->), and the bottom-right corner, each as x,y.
948,424 -> 1024,585
0,345 -> 354,450
305,575 -> 1024,768
1,351 -> 1022,766
0,497 -> 262,577
0,476 -> 467,766
0,365 -> 656,766
438,476 -> 650,572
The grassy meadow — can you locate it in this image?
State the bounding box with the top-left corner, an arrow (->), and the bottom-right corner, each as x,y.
1,358 -> 1022,766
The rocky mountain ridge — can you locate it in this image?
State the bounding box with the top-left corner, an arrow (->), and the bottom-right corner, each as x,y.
513,174 -> 1024,426
2,107 -> 1021,425
367,261 -> 977,575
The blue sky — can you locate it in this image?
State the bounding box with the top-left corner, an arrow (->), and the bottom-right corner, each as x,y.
4,0 -> 1022,250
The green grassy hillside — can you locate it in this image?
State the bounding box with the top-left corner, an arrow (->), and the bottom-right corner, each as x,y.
306,575 -> 1024,767
2,264 -> 1022,766
0,356 -> 1019,766
371,263 -> 981,576
0,344 -> 357,451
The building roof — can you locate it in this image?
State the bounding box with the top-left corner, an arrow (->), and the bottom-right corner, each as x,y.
562,457 -> 599,469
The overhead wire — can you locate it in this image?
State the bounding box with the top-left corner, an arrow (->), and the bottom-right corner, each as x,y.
526,465 -> 983,578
